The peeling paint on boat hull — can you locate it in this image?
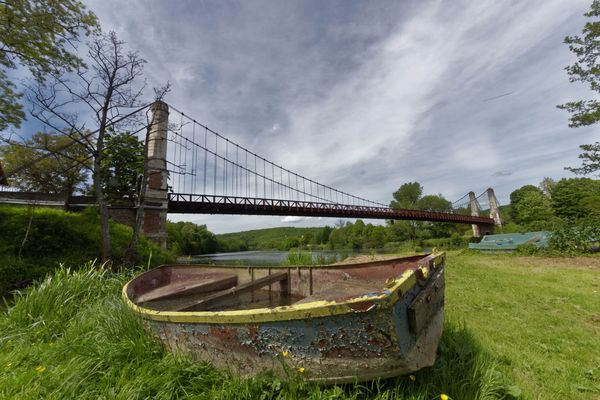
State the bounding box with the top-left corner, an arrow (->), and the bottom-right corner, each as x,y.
124,253 -> 446,383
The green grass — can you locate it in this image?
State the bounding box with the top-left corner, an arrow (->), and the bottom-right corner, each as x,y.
1,253 -> 599,399
445,252 -> 600,399
0,206 -> 175,294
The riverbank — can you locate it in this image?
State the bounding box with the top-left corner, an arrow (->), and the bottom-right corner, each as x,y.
0,206 -> 175,295
1,251 -> 598,398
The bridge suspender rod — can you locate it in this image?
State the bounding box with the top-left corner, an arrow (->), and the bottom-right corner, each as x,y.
167,106 -> 389,207
169,127 -> 358,205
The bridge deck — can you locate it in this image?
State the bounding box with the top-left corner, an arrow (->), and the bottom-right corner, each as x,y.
0,191 -> 495,226
168,194 -> 495,226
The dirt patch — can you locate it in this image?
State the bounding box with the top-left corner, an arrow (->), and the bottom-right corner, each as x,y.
591,315 -> 600,323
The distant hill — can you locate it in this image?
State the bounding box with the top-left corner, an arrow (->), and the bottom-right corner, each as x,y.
217,226 -> 327,251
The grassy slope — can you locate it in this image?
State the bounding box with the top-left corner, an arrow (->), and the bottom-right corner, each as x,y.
0,253 -> 599,399
0,206 -> 174,293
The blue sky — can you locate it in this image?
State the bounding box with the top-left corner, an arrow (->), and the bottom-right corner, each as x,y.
14,1 -> 600,233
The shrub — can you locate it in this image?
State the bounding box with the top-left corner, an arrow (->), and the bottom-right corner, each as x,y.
547,219 -> 600,255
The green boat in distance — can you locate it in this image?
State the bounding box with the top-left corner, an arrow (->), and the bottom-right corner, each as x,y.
123,252 -> 446,383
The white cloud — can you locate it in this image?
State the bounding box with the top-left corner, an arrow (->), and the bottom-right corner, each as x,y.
31,0 -> 600,232
281,216 -> 305,223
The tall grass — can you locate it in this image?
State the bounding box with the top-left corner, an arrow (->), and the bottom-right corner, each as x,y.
284,250 -> 339,266
0,262 -> 511,399
283,250 -> 313,265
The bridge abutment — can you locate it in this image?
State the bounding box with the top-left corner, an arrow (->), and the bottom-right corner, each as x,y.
142,101 -> 169,248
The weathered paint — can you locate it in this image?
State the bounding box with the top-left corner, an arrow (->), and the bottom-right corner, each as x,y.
123,252 -> 446,383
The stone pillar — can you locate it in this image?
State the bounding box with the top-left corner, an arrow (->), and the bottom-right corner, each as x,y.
142,101 -> 169,248
487,188 -> 503,228
468,191 -> 481,238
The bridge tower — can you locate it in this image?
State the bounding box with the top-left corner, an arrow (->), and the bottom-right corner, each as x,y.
487,188 -> 503,228
142,101 -> 169,248
468,191 -> 481,238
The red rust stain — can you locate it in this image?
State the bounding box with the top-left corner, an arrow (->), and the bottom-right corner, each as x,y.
204,326 -> 261,357
247,325 -> 259,342
367,336 -> 389,349
208,326 -> 237,343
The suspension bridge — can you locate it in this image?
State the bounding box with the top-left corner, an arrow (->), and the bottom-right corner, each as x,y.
0,101 -> 501,247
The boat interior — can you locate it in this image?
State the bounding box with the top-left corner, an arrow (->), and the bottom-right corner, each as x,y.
127,255 -> 430,312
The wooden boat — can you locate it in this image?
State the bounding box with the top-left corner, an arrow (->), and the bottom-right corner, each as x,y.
122,252 -> 446,383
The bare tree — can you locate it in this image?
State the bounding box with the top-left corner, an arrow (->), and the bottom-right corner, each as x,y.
27,31 -> 147,263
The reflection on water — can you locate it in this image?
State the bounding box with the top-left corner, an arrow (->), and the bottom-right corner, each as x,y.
181,250 -> 364,266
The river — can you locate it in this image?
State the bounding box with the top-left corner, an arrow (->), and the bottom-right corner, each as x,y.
182,250 -> 367,266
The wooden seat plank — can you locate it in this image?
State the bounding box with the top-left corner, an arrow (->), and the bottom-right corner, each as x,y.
174,272 -> 289,312
136,273 -> 238,303
293,279 -> 383,305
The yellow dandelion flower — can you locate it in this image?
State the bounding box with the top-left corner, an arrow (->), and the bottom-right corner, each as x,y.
440,394 -> 449,400
35,366 -> 46,373
409,374 -> 416,381
282,350 -> 289,358
298,367 -> 305,373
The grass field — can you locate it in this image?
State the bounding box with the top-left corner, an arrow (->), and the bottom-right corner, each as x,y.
445,252 -> 600,399
0,252 -> 598,399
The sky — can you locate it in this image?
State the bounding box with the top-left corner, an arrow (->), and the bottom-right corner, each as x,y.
17,1 -> 600,233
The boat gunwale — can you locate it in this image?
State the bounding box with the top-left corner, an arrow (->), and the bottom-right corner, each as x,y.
122,252 -> 446,324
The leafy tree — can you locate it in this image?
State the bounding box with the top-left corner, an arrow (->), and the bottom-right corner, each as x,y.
367,225 -> 387,249
565,142 -> 600,177
539,177 -> 557,197
510,185 -> 542,205
558,2 -> 600,175
513,190 -> 555,229
327,227 -> 346,249
100,130 -> 144,205
418,194 -> 452,212
387,220 -> 413,242
550,177 -> 600,219
167,221 -> 217,255
417,194 -> 455,238
389,183 -> 457,239
558,0 -> 600,127
509,185 -> 544,222
390,182 -> 422,209
0,132 -> 89,195
318,226 -> 332,244
280,237 -> 300,251
0,0 -> 98,130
